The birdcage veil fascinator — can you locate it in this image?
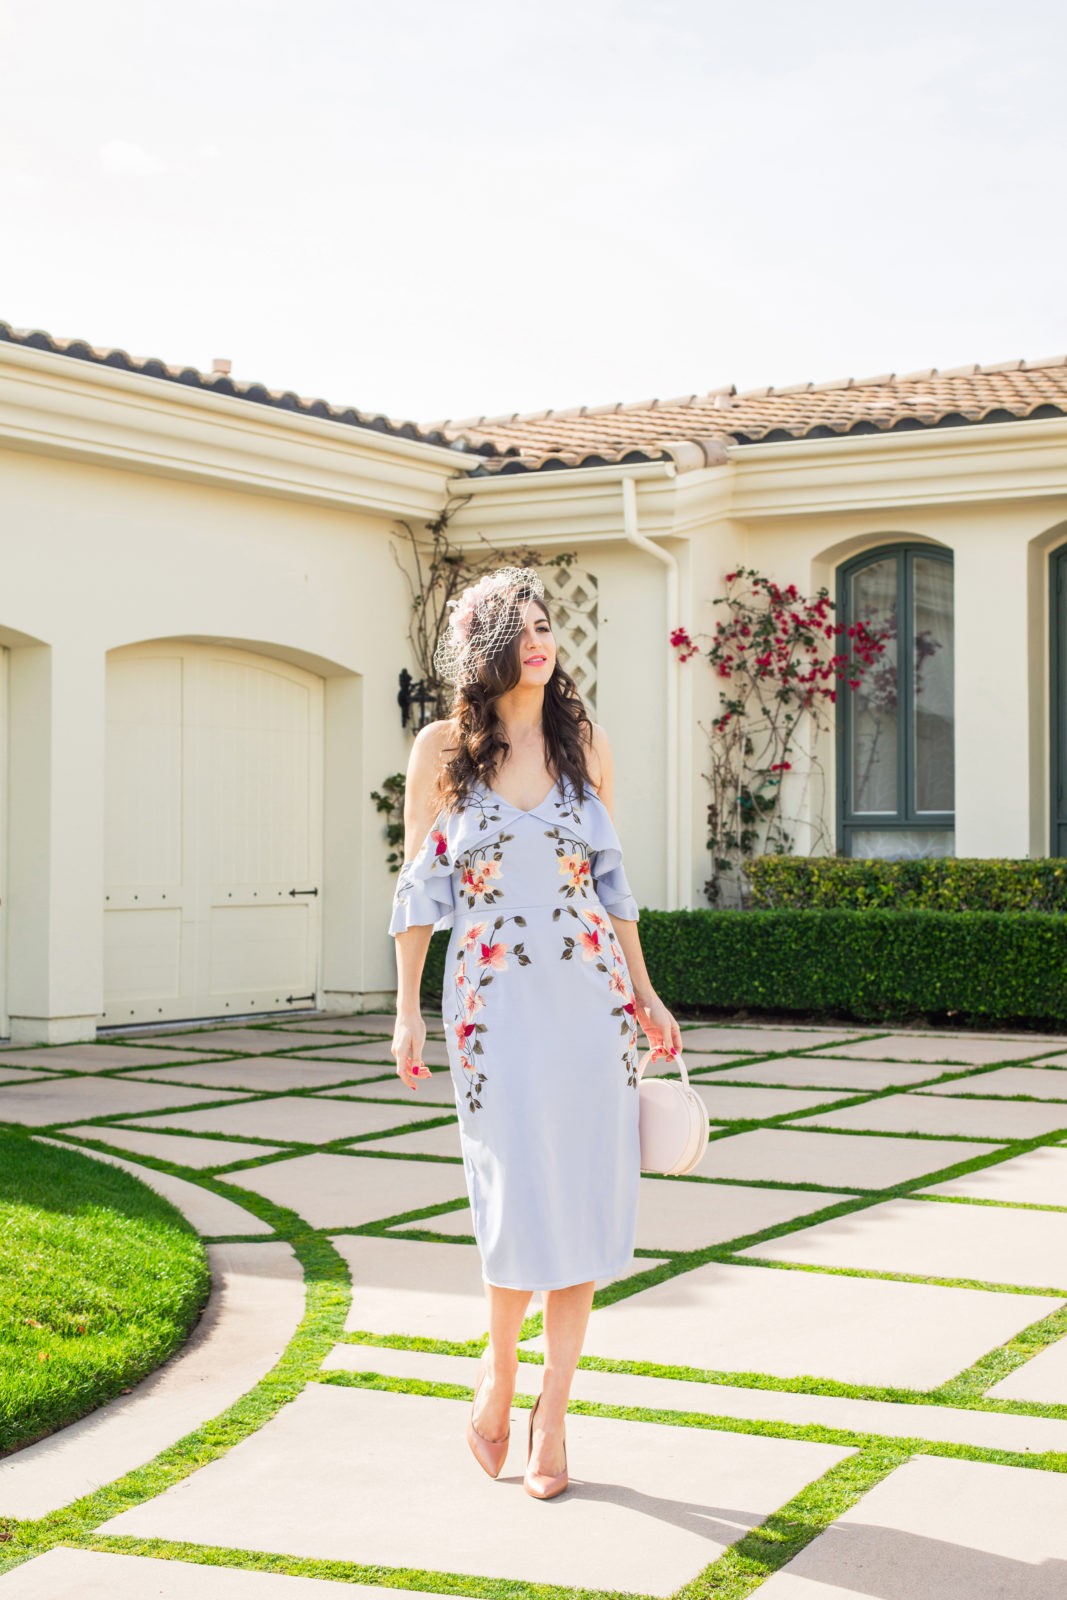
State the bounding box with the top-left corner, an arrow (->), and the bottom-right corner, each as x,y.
433,566 -> 546,687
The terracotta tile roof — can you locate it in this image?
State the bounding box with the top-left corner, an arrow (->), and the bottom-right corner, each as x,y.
435,356 -> 1067,472
0,320 -> 489,458
5,319 -> 1065,475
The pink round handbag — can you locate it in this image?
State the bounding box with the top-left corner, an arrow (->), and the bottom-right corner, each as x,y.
637,1050 -> 710,1176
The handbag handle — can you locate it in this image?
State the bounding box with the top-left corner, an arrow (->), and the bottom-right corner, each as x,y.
637,1048 -> 692,1089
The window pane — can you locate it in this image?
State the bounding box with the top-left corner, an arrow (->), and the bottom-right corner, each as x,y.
912,556 -> 954,813
848,558 -> 898,813
847,828 -> 955,859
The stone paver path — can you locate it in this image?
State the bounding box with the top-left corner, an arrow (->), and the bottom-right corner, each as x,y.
3,1014 -> 1067,1598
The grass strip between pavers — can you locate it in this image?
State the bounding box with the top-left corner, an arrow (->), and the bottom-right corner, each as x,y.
0,1179 -> 350,1576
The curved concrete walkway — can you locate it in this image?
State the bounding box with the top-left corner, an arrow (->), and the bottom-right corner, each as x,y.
2,1013 -> 1067,1597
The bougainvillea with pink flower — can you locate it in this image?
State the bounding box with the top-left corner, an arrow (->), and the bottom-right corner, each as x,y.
671,566 -> 887,906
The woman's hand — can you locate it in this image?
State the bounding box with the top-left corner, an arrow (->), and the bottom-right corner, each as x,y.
391,1010 -> 431,1091
633,990 -> 683,1063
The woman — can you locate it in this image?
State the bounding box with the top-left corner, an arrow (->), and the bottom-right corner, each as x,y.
389,566 -> 682,1499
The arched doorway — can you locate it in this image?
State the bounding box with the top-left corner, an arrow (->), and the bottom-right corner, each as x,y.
103,641 -> 323,1025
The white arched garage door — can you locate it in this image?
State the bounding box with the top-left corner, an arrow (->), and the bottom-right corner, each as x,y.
103,642 -> 323,1026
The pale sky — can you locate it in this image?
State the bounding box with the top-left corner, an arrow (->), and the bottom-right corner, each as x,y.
2,0 -> 1065,425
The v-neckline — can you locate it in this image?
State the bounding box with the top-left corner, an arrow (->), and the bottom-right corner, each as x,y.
482,775 -> 567,814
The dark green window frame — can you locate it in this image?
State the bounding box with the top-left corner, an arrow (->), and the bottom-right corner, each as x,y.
1051,545 -> 1067,857
835,542 -> 955,858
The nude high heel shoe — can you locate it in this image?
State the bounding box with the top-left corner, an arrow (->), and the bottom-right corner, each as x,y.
524,1392 -> 568,1499
466,1355 -> 510,1478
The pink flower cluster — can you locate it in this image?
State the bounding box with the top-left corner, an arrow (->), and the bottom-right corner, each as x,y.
449,572 -> 507,642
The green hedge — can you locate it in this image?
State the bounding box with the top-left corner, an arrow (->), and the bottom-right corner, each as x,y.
746,855 -> 1067,913
419,907 -> 1067,1030
637,907 -> 1067,1028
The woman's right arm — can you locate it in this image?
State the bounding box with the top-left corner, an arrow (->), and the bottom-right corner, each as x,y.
391,722 -> 451,1091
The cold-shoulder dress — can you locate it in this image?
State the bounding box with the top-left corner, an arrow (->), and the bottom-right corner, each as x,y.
389,773 -> 642,1291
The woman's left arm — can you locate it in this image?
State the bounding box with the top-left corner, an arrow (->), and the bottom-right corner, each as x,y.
609,916 -> 683,1060
588,722 -> 683,1062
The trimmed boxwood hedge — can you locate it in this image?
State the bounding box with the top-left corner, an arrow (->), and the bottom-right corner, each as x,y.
631,907 -> 1067,1028
746,854 -> 1067,913
420,904 -> 1067,1030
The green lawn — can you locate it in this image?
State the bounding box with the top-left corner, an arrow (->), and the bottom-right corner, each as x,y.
0,1130 -> 210,1455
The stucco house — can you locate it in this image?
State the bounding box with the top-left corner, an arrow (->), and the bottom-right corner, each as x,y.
1,322 -> 1065,1044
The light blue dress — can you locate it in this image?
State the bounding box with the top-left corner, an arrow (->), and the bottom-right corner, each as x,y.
389,773 -> 642,1290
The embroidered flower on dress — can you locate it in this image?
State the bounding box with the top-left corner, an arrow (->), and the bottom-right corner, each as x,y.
558,852 -> 592,894
476,939 -> 511,973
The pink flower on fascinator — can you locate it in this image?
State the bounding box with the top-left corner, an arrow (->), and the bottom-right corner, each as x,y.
450,573 -> 501,641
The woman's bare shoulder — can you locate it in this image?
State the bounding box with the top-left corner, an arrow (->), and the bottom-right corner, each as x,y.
581,720 -> 611,790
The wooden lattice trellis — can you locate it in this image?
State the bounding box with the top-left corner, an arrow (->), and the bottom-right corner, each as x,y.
541,566 -> 599,716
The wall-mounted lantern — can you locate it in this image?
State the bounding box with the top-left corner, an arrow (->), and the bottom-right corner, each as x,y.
398,668 -> 438,733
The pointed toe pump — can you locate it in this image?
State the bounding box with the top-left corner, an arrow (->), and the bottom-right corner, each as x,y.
467,1356 -> 510,1479
524,1393 -> 569,1500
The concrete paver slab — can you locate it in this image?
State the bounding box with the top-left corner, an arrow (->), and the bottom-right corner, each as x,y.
632,1176 -> 844,1252
122,1096 -> 446,1145
923,1146 -> 1067,1208
677,1026 -> 865,1053
37,1138 -> 274,1236
147,1029 -> 326,1054
988,1333 -> 1067,1402
353,1122 -> 462,1158
0,1547 -> 469,1598
812,1033 -> 1056,1064
97,1382 -> 849,1596
392,1178 -> 837,1254
126,1058 -> 395,1093
291,1039 -> 450,1067
757,1454 -> 1067,1599
229,1152 -> 468,1229
694,1128 -> 994,1188
691,1084 -> 850,1120
324,1343 -> 1067,1457
0,1043 -> 226,1073
791,1093 -> 1067,1140
0,1077 -> 247,1127
742,1195 -> 1067,1290
521,1260 -> 1061,1388
334,1235 -> 668,1339
323,1070 -> 459,1107
695,1056 -> 953,1091
58,1125 -> 284,1169
0,1071 -> 52,1084
920,1065 -> 1067,1101
286,1012 -> 444,1037
0,1243 -> 302,1519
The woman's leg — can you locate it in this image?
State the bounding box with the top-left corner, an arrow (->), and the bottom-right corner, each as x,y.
473,1282 -> 533,1439
531,1278 -> 595,1475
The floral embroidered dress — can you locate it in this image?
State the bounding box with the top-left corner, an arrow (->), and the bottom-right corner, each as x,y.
389,773 -> 641,1291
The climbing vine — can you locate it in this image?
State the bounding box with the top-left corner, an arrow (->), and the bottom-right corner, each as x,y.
671,566 -> 887,908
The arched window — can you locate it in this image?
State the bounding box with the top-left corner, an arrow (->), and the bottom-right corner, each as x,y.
836,544 -> 955,858
1051,546 -> 1067,856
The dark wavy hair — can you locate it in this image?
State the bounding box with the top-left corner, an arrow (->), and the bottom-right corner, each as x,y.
434,588 -> 596,814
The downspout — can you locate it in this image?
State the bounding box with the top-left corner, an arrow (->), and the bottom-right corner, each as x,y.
620,474 -> 680,910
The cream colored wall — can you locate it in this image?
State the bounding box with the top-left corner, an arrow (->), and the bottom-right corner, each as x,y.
0,442 -> 452,1040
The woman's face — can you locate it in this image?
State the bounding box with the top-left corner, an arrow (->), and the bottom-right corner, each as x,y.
516,599 -> 556,680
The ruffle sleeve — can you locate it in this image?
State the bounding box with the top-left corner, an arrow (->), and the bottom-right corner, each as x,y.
587,803 -> 640,922
388,811 -> 457,936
